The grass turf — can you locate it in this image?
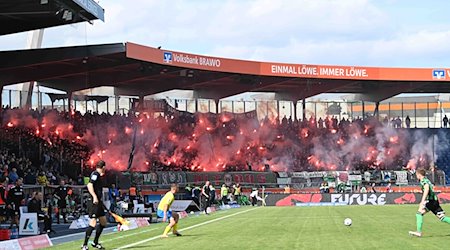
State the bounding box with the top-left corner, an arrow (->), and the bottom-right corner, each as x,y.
48,204 -> 450,250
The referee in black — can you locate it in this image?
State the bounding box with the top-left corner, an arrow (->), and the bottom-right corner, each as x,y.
82,160 -> 107,250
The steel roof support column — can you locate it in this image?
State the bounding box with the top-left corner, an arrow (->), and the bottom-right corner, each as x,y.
215,99 -> 220,114
21,29 -> 44,109
293,101 -> 298,122
374,102 -> 380,120
0,85 -> 2,112
302,99 -> 306,121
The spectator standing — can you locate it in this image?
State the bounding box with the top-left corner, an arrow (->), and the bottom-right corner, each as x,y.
234,183 -> 241,204
76,174 -> 85,185
209,183 -> 215,205
24,168 -> 36,185
405,116 -> 411,128
8,168 -> 19,184
109,184 -> 120,205
443,115 -> 449,128
220,184 -> 228,205
27,192 -> 54,234
37,171 -> 48,186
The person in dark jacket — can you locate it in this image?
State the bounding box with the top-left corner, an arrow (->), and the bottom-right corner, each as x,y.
27,192 -> 54,234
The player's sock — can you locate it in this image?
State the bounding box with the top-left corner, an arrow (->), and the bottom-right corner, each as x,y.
93,224 -> 105,244
172,223 -> 178,232
440,216 -> 450,224
83,225 -> 95,246
416,212 -> 423,232
163,225 -> 171,235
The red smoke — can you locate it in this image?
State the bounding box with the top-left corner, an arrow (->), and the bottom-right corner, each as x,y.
1,109 -> 441,172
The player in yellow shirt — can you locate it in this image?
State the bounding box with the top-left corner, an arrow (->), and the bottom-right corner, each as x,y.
157,184 -> 181,237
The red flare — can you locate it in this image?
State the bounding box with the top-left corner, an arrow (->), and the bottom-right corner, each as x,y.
7,122 -> 13,128
364,125 -> 369,134
389,136 -> 399,143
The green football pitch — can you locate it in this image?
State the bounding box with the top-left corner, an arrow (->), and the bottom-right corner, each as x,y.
49,204 -> 450,250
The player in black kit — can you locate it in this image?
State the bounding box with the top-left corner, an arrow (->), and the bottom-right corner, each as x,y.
7,178 -> 24,228
82,160 -> 107,250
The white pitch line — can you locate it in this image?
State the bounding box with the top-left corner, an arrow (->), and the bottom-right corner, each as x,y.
114,207 -> 261,250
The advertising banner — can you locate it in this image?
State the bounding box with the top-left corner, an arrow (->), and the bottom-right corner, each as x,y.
267,192 -> 450,206
19,213 -> 38,236
186,172 -> 277,186
0,234 -> 52,250
127,42 -> 450,82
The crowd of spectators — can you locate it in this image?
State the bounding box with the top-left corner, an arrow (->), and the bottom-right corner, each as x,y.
1,105 -> 435,175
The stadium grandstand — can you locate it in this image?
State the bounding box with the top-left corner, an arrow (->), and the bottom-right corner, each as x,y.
1,1 -> 450,250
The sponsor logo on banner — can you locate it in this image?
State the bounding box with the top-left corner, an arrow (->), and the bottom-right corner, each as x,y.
291,171 -> 327,178
275,194 -> 323,206
165,52 -> 221,68
270,65 -> 369,78
331,194 -> 386,205
432,69 -> 446,79
163,52 -> 172,63
269,192 -> 450,206
19,213 -> 38,235
393,193 -> 416,204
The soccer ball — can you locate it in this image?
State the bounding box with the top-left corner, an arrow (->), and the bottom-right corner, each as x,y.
344,218 -> 352,226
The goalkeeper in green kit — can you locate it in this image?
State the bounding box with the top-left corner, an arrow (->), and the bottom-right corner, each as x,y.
409,169 -> 450,237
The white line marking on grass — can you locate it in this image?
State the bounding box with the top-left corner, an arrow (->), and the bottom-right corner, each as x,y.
114,207 -> 261,250
102,227 -> 160,243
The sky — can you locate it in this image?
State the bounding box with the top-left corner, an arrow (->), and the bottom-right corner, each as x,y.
1,0 -> 450,68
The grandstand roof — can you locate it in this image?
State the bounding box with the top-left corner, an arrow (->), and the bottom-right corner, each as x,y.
1,42 -> 450,102
0,0 -> 104,35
